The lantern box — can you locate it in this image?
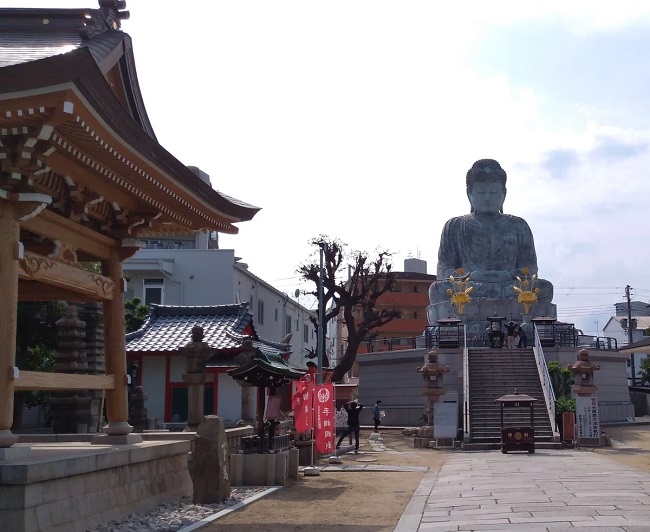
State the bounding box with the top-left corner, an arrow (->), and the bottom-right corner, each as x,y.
501,427 -> 535,453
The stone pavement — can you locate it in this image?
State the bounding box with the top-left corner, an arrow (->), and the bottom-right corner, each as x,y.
394,449 -> 650,531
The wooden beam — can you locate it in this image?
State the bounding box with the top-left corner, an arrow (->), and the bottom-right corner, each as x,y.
13,371 -> 116,391
21,209 -> 117,261
18,250 -> 115,301
18,280 -> 101,302
44,150 -> 143,213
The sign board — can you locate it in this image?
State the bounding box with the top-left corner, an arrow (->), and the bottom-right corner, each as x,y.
576,396 -> 600,444
433,401 -> 457,439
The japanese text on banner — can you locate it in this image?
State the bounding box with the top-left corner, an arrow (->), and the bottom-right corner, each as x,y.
314,383 -> 334,455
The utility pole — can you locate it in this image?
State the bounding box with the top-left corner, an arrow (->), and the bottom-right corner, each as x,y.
317,242 -> 325,385
626,285 -> 635,386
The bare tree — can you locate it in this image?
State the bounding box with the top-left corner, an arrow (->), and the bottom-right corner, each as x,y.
297,235 -> 400,383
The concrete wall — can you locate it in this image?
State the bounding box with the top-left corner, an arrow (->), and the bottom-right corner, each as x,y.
124,248 -> 236,306
218,374 -> 243,424
141,355 -> 166,421
1,441 -> 191,532
546,347 -> 634,422
357,346 -> 633,427
356,348 -> 463,427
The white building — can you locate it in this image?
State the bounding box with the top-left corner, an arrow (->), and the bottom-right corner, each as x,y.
602,301 -> 650,383
123,242 -> 317,370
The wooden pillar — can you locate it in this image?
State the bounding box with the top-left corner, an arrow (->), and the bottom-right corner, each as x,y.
0,203 -> 20,448
101,249 -> 132,436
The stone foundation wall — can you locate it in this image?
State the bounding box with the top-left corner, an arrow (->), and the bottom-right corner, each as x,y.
1,441 -> 192,532
229,448 -> 299,486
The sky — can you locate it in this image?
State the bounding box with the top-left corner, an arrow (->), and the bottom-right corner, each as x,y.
6,1 -> 650,337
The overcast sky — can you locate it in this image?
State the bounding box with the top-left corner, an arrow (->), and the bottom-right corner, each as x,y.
7,1 -> 650,336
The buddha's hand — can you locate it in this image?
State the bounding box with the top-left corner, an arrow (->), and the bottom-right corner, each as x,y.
468,270 -> 513,283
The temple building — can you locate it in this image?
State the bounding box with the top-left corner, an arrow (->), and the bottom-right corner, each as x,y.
0,0 -> 264,527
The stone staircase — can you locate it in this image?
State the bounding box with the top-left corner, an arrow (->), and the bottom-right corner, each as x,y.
464,348 -> 559,450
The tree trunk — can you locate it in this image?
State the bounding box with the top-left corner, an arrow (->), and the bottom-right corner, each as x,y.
331,342 -> 361,383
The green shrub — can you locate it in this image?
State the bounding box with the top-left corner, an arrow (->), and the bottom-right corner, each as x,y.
547,360 -> 574,398
555,395 -> 576,414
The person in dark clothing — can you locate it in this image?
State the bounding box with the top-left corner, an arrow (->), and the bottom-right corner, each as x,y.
518,325 -> 528,348
373,400 -> 382,432
505,321 -> 517,349
336,400 -> 363,453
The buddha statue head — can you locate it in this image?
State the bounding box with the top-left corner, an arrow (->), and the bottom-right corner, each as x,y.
466,159 -> 507,214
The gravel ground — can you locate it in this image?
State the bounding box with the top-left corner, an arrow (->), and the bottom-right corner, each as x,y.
87,487 -> 275,532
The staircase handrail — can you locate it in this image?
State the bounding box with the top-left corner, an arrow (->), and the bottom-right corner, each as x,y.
533,326 -> 558,434
463,324 -> 470,440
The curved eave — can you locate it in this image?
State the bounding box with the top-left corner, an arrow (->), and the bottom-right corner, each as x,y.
227,360 -> 304,381
0,48 -> 260,233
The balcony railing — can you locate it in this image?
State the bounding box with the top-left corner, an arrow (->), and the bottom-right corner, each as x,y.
346,321 -> 615,354
576,335 -> 618,350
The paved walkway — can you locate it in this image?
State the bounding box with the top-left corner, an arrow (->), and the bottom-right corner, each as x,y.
394,449 -> 650,531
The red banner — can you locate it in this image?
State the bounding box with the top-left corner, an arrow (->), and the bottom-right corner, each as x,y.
291,380 -> 313,432
314,383 -> 335,455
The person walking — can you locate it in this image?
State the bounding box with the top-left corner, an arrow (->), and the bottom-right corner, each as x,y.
505,321 -> 517,349
336,400 -> 363,453
372,400 -> 382,432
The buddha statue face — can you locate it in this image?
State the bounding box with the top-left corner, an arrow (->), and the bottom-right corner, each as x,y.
465,159 -> 508,215
468,181 -> 506,215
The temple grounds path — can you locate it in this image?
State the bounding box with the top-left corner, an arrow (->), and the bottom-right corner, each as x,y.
206,422 -> 650,531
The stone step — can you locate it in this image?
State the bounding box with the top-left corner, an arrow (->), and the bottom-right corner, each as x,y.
470,432 -> 555,441
462,441 -> 563,450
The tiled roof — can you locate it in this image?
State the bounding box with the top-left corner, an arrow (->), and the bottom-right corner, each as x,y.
0,7 -> 134,68
0,6 -> 261,227
228,352 -> 306,384
125,303 -> 291,360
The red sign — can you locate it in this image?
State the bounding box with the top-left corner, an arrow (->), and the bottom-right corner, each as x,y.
291,380 -> 313,432
314,383 -> 335,455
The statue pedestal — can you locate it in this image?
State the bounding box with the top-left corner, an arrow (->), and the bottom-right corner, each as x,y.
427,299 -> 556,337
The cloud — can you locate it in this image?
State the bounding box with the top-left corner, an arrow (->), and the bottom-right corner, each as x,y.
539,150 -> 580,180
591,136 -> 647,160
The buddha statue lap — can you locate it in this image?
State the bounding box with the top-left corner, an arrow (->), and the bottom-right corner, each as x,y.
427,159 -> 556,330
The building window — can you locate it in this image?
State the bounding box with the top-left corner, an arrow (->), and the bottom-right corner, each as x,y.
258,300 -> 265,325
143,278 -> 164,305
275,308 -> 279,322
413,285 -> 419,293
296,316 -> 299,331
285,314 -> 292,336
303,324 -> 309,343
414,311 -> 418,319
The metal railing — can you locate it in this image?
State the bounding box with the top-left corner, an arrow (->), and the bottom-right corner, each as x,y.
576,335 -> 618,350
462,325 -> 470,441
533,326 -> 558,434
359,336 -> 421,352
423,325 -> 464,349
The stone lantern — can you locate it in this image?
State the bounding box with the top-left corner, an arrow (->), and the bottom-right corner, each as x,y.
568,348 -> 600,397
179,325 -> 215,431
417,350 -> 449,431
